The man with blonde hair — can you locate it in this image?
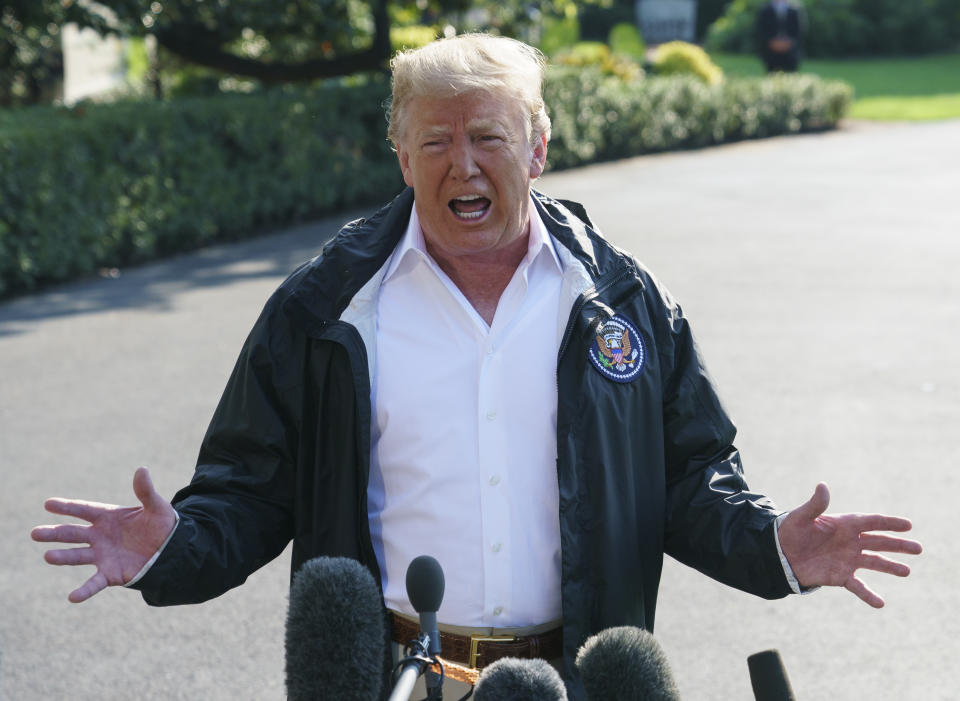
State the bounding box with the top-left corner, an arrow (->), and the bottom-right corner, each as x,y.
33,33 -> 920,699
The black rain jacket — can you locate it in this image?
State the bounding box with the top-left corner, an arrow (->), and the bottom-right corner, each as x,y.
132,188 -> 791,699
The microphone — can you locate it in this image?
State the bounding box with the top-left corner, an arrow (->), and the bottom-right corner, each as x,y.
474,657 -> 569,701
406,554 -> 445,656
285,556 -> 385,701
575,626 -> 681,701
389,555 -> 446,701
747,649 -> 797,701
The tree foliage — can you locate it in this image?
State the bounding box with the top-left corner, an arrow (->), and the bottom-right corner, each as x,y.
3,0 -> 618,105
83,0 -> 392,82
1,0 -> 112,106
2,0 -> 400,105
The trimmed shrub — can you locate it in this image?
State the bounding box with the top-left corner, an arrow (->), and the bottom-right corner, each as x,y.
608,22 -> 647,62
544,67 -> 850,170
652,42 -> 724,85
0,80 -> 401,296
552,42 -> 645,82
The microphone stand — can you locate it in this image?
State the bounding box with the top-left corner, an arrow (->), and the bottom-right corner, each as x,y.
388,632 -> 444,701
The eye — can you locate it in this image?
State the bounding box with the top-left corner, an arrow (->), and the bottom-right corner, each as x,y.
477,134 -> 504,148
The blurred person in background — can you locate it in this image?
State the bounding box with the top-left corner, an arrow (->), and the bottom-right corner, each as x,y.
757,0 -> 805,72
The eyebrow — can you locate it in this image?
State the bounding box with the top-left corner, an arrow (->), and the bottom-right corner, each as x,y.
415,118 -> 510,141
466,118 -> 508,133
417,126 -> 452,141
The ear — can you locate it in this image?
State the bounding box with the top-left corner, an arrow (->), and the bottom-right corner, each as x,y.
397,145 -> 415,188
528,133 -> 548,179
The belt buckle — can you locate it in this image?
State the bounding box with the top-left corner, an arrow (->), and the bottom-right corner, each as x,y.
468,634 -> 516,669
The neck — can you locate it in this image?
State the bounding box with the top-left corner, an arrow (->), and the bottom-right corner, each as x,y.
426,232 -> 530,326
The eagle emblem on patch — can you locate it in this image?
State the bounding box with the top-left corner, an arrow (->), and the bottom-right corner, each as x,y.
588,314 -> 645,383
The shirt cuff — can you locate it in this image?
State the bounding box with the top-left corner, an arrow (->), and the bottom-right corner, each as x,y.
774,512 -> 818,595
124,510 -> 180,588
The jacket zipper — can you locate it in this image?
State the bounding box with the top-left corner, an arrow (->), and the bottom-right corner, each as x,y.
557,268 -> 633,363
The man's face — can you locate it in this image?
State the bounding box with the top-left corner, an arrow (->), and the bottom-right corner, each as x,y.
396,91 -> 547,261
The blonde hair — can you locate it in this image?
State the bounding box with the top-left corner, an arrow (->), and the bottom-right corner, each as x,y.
387,33 -> 552,149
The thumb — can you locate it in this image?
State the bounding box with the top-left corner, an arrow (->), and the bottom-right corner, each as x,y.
792,482 -> 830,522
132,466 -> 165,512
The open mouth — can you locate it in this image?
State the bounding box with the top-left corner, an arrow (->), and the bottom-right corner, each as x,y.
449,194 -> 491,221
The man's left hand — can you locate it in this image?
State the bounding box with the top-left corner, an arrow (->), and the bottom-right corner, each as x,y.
778,483 -> 922,607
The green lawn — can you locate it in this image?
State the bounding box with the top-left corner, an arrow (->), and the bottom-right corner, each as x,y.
712,52 -> 960,120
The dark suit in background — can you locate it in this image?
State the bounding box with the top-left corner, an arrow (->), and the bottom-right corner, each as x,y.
756,1 -> 804,72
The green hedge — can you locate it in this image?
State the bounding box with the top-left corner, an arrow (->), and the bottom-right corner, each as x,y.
545,67 -> 850,170
0,69 -> 851,297
0,80 -> 401,296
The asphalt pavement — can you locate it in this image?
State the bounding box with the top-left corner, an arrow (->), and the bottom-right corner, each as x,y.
2,118 -> 958,700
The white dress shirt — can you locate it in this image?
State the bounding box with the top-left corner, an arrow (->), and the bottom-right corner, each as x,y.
367,200 -> 565,627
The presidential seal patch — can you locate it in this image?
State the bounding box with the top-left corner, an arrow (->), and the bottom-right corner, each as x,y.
588,314 -> 646,383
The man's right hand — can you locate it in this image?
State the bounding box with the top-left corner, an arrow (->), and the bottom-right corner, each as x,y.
31,467 -> 177,603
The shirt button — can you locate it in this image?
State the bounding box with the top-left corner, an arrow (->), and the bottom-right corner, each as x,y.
486,410 -> 497,421
491,542 -> 502,553
486,346 -> 494,355
493,606 -> 503,616
488,475 -> 501,486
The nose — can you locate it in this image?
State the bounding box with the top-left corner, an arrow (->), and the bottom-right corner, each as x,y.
449,137 -> 480,181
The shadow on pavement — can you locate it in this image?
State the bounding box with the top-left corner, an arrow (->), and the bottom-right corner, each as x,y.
0,213 -> 359,338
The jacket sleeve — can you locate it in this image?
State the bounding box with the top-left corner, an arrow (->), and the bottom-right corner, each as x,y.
658,299 -> 792,600
130,291 -> 301,605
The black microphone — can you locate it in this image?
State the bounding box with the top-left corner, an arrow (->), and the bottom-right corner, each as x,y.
406,554 -> 445,656
285,556 -> 385,701
474,657 -> 569,701
747,649 -> 797,701
389,555 -> 446,701
575,626 -> 681,701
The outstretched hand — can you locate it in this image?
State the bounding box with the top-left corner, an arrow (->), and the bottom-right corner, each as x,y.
778,483 -> 922,608
31,467 -> 177,603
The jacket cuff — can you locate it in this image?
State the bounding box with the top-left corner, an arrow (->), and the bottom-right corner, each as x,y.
774,512 -> 819,595
124,510 -> 181,587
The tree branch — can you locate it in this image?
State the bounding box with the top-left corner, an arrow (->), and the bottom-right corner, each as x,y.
153,0 -> 391,82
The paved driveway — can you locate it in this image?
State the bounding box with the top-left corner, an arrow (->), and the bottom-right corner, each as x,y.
2,118 -> 957,700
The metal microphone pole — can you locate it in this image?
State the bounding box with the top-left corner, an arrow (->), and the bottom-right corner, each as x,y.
388,634 -> 433,701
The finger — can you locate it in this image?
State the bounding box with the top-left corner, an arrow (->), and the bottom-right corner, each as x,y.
69,570 -> 109,604
44,498 -> 113,522
44,547 -> 97,566
132,466 -> 164,512
792,482 -> 830,521
859,552 -> 911,578
845,575 -> 884,609
854,514 -> 914,533
30,524 -> 92,544
860,533 -> 924,555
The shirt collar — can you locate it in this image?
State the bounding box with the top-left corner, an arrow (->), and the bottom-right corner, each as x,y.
383,195 -> 562,283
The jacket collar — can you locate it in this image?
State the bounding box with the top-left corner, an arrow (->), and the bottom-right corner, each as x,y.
281,187 -> 634,337
280,189 -> 414,335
